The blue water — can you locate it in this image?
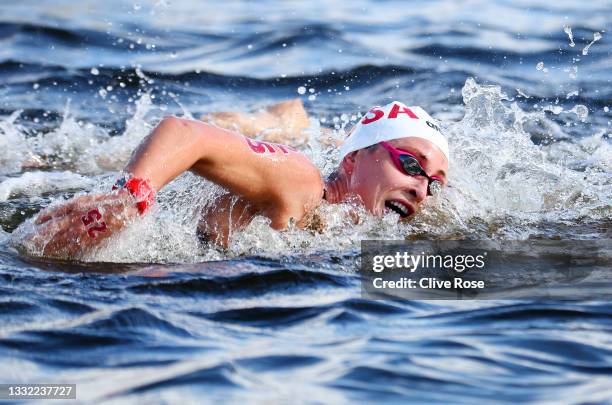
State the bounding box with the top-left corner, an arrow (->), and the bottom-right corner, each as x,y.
1,0 -> 611,403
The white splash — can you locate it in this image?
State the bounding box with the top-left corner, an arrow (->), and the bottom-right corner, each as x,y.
10,79 -> 612,262
0,95 -> 155,176
563,24 -> 575,47
0,110 -> 33,175
565,90 -> 579,99
0,171 -> 93,201
582,32 -> 602,56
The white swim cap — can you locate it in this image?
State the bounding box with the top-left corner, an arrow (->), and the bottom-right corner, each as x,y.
339,101 -> 449,162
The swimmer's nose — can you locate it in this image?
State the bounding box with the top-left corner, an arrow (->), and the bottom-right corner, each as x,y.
406,177 -> 428,203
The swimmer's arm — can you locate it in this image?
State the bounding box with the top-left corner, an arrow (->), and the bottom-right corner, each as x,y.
28,192 -> 139,259
126,117 -> 323,217
201,99 -> 343,147
200,99 -> 310,144
26,116 -> 319,259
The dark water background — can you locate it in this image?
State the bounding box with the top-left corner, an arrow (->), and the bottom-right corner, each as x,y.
0,0 -> 611,403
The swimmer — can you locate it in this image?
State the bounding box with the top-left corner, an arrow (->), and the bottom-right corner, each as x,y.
26,99 -> 449,258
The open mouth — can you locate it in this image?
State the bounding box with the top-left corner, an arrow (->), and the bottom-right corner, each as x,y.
384,200 -> 413,218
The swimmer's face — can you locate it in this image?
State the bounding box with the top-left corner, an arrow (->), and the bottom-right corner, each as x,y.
345,137 -> 448,219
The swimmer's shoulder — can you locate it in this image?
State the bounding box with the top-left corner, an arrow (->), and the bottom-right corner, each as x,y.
263,154 -> 324,229
278,147 -> 324,199
297,156 -> 325,204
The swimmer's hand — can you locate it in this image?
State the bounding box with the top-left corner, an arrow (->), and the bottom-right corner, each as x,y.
25,192 -> 139,259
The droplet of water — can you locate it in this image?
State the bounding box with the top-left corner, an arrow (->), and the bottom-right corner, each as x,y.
297,86 -> 306,95
516,88 -> 530,98
604,106 -> 609,113
582,32 -> 602,56
563,24 -> 575,47
90,67 -> 100,75
566,90 -> 579,99
308,88 -> 315,93
133,3 -> 141,10
571,104 -> 589,122
536,61 -> 544,70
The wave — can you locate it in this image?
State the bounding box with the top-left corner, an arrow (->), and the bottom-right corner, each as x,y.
0,21 -> 216,52
0,59 -> 417,89
410,43 -> 565,63
130,267 -> 351,297
1,259 -> 612,402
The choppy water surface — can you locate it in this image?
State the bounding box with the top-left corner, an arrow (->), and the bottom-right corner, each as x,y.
0,0 -> 611,403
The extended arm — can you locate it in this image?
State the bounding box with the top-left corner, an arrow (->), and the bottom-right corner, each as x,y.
24,115 -> 323,259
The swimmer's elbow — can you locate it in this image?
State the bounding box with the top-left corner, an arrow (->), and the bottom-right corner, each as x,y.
157,115 -> 191,132
156,115 -> 212,150
158,115 -> 218,141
